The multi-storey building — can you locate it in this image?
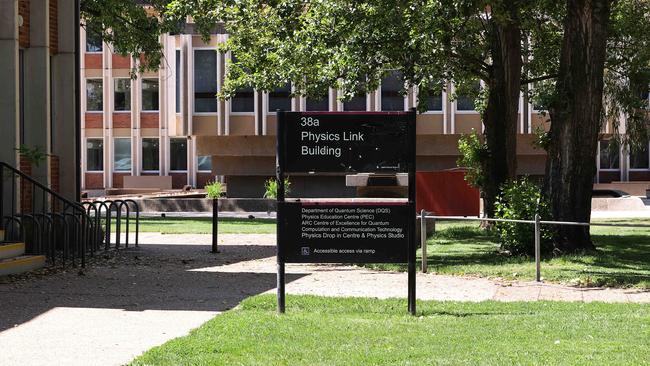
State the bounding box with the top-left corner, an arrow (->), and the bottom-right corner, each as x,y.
80,25 -> 650,197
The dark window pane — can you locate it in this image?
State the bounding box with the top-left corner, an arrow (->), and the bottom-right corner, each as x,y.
86,29 -> 102,52
142,138 -> 159,171
457,82 -> 480,111
114,79 -> 131,111
232,86 -> 254,112
175,50 -> 181,113
381,72 -> 404,111
630,144 -> 649,169
269,83 -> 292,112
86,79 -> 103,111
306,96 -> 329,111
599,140 -> 620,169
142,79 -> 159,111
198,155 -> 212,171
423,89 -> 442,111
113,138 -> 131,171
170,138 -> 188,171
343,94 -> 366,111
194,50 -> 218,113
86,139 -> 103,171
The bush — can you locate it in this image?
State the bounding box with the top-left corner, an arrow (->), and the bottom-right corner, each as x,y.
204,180 -> 224,199
494,177 -> 553,256
457,129 -> 487,189
264,178 -> 290,199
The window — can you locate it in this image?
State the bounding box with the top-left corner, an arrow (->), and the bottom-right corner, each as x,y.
114,79 -> 131,111
421,87 -> 443,112
231,86 -> 255,112
86,79 -> 103,111
599,140 -> 620,170
306,95 -> 329,111
269,83 -> 292,112
141,138 -> 159,171
198,155 -> 212,172
456,82 -> 480,111
381,72 -> 404,111
86,29 -> 102,53
141,79 -> 159,111
194,50 -> 218,113
86,139 -> 103,171
630,143 -> 649,170
113,138 -> 131,172
175,50 -> 181,113
170,138 -> 188,171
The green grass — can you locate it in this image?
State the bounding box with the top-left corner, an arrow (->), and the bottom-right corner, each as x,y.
111,216 -> 276,234
368,220 -> 650,288
131,294 -> 650,366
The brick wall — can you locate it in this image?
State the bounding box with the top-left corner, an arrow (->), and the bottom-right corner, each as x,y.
629,171 -> 650,181
112,54 -> 131,69
140,113 -> 159,128
84,54 -> 102,68
19,155 -> 32,213
112,113 -> 131,128
50,155 -> 60,212
170,172 -> 188,189
599,171 -> 621,183
84,113 -> 103,128
197,173 -> 214,189
112,173 -> 130,188
49,0 -> 58,54
84,173 -> 104,189
19,0 -> 30,48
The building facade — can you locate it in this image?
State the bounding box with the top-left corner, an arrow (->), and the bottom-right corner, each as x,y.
1,0 -> 78,200
80,25 -> 650,197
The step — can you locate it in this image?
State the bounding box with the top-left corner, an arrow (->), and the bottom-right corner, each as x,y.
0,255 -> 46,276
0,242 -> 26,260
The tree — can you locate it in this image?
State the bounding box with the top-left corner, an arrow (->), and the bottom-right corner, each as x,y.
543,0 -> 650,252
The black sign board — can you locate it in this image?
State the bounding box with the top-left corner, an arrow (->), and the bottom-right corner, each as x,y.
276,111 -> 417,315
279,201 -> 410,263
282,112 -> 411,173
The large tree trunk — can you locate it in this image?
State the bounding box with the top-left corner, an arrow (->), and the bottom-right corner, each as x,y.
481,18 -> 521,217
545,0 -> 612,252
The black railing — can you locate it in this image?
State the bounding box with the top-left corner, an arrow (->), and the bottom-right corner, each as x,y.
0,162 -> 140,268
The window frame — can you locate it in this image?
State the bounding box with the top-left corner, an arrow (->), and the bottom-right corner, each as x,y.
417,86 -> 444,115
598,140 -> 621,171
175,49 -> 183,115
267,82 -> 293,114
85,78 -> 104,113
454,81 -> 481,114
197,155 -> 212,173
169,138 -> 189,172
113,78 -> 131,112
85,138 -> 104,172
112,137 -> 132,173
378,72 -> 407,112
628,142 -> 650,171
192,47 -> 219,116
141,78 -> 160,112
140,137 -> 160,173
85,29 -> 103,54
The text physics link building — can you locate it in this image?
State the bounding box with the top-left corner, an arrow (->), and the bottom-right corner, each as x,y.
80,24 -> 650,197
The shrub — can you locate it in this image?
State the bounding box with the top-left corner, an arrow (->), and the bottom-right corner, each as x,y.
204,180 -> 224,199
494,177 -> 553,256
264,178 -> 290,199
457,129 -> 487,189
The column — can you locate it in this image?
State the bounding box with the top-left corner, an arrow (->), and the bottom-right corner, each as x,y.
0,0 -> 19,168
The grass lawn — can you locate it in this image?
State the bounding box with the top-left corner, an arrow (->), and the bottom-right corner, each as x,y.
131,294 -> 650,366
368,220 -> 650,288
111,216 -> 276,234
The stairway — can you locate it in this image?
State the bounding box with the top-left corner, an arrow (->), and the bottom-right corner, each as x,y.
0,229 -> 45,276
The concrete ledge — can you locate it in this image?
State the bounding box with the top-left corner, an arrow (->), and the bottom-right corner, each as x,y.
591,197 -> 649,211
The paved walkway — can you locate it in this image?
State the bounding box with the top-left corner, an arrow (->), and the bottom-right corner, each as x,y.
0,233 -> 648,366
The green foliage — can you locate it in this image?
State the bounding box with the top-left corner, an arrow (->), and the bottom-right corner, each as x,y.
16,145 -> 47,167
204,180 -> 224,199
457,130 -> 487,189
494,177 -> 553,256
531,126 -> 550,151
263,178 -> 290,199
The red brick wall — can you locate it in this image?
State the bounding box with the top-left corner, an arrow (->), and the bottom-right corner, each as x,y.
84,113 -> 103,128
84,173 -> 104,189
140,113 -> 159,128
112,113 -> 131,128
112,173 -> 130,188
84,54 -> 102,68
599,171 -> 621,183
112,54 -> 131,69
50,155 -> 60,212
170,172 -> 188,189
19,0 -> 30,48
49,0 -> 58,54
196,173 -> 214,189
19,155 -> 32,213
629,171 -> 650,181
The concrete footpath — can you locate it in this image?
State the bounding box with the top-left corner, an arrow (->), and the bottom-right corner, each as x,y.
0,233 -> 648,366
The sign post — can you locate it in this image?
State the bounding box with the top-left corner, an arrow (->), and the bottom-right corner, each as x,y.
276,110 -> 417,315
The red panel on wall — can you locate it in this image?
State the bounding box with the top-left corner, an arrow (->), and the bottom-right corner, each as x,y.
416,170 -> 480,216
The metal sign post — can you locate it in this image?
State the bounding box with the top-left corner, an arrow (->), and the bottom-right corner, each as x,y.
276,110 -> 417,315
